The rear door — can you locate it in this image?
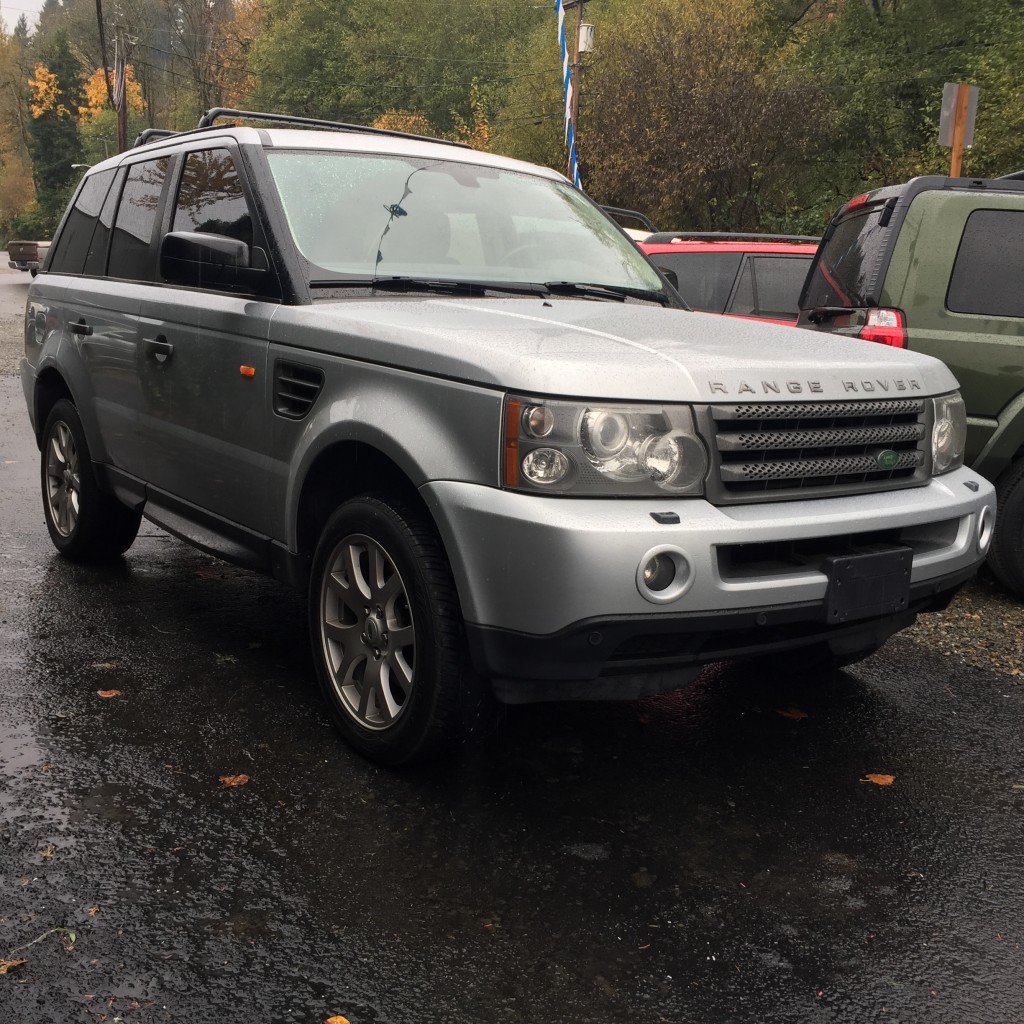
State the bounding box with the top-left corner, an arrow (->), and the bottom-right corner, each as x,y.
59,161 -> 163,478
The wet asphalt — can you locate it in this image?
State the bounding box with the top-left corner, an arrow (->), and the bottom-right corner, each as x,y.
2,273 -> 1024,1023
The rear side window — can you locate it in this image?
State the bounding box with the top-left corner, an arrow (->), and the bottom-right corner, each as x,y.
650,251 -> 742,312
48,169 -> 116,275
171,149 -> 253,248
947,209 -> 1024,318
83,168 -> 125,276
108,158 -> 169,282
803,209 -> 889,309
728,256 -> 812,320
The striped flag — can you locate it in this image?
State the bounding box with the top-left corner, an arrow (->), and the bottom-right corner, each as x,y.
555,0 -> 581,188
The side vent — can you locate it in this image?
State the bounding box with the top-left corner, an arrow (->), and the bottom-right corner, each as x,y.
274,360 -> 324,420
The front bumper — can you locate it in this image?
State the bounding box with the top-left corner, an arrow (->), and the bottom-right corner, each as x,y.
422,468 -> 994,693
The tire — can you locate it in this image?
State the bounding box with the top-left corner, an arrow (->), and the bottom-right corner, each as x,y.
308,495 -> 488,767
40,399 -> 141,560
987,459 -> 1024,598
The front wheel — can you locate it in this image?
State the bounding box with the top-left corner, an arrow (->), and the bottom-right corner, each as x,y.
309,495 -> 487,766
40,399 -> 141,560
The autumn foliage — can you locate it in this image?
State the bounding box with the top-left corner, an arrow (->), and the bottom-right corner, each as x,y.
78,66 -> 146,122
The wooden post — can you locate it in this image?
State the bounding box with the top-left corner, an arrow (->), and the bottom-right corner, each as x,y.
949,83 -> 971,178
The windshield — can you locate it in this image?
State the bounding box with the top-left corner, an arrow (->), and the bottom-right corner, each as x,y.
265,150 -> 665,293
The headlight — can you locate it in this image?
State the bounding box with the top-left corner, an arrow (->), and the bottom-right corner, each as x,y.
931,393 -> 966,475
504,396 -> 708,495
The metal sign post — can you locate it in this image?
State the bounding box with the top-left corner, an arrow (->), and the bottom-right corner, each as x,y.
938,82 -> 979,178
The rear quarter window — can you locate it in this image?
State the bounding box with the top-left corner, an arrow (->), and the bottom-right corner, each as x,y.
947,209 -> 1024,318
803,208 -> 890,309
48,169 -> 117,275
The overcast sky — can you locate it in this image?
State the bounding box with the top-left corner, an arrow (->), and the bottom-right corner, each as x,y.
2,0 -> 46,34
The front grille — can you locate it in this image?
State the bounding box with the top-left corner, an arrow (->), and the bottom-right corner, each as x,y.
704,398 -> 929,503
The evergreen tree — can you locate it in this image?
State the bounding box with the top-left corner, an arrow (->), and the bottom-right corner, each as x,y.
27,30 -> 84,232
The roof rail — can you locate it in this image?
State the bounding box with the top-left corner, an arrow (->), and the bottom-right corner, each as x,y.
197,108 -> 470,148
133,127 -> 179,147
130,108 -> 472,151
600,206 -> 657,233
643,231 -> 820,245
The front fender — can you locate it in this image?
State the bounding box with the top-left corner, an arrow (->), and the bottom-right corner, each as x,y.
274,356 -> 503,548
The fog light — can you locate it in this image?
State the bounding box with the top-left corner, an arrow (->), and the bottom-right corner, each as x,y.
636,546 -> 692,604
643,553 -> 676,592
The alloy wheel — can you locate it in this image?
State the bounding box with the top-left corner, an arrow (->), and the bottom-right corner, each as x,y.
44,422 -> 81,538
319,533 -> 416,730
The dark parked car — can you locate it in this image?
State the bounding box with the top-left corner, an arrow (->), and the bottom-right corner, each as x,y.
797,173 -> 1024,595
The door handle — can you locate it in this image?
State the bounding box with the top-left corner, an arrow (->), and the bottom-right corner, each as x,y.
69,320 -> 92,336
144,336 -> 174,363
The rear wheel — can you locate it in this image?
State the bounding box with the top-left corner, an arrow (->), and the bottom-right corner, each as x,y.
309,495 -> 487,766
987,459 -> 1024,598
40,399 -> 141,560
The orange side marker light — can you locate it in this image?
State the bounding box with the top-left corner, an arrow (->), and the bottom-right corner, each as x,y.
240,365 -> 256,378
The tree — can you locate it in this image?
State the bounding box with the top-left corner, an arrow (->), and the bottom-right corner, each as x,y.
580,0 -> 826,231
27,31 -> 84,232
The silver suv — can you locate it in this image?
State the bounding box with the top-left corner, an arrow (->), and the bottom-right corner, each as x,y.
21,110 -> 995,765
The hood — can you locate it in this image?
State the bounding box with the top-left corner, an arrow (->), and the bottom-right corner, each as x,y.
268,297 -> 958,402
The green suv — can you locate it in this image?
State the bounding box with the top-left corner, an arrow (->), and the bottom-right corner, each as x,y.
797,174 -> 1024,595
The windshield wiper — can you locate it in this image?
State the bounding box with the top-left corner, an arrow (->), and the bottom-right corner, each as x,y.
543,281 -> 670,306
310,276 -> 549,298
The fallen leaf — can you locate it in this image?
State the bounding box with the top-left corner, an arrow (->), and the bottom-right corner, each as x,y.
325,1017 -> 351,1024
91,662 -> 117,670
96,690 -> 122,699
1012,784 -> 1024,791
862,773 -> 896,786
39,845 -> 55,860
0,959 -> 26,974
219,774 -> 250,788
87,906 -> 99,917
777,707 -> 809,721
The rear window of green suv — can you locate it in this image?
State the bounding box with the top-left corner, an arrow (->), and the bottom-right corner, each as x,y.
947,208 -> 1024,318
803,207 -> 890,309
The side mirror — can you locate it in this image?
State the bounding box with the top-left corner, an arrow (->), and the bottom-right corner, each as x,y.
657,266 -> 679,290
160,231 -> 269,290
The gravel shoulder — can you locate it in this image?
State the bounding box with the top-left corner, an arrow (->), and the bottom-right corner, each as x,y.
0,263 -> 29,375
905,568 -> 1024,678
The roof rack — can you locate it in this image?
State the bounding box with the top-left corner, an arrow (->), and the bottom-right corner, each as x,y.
600,206 -> 657,233
132,107 -> 471,150
643,231 -> 820,245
